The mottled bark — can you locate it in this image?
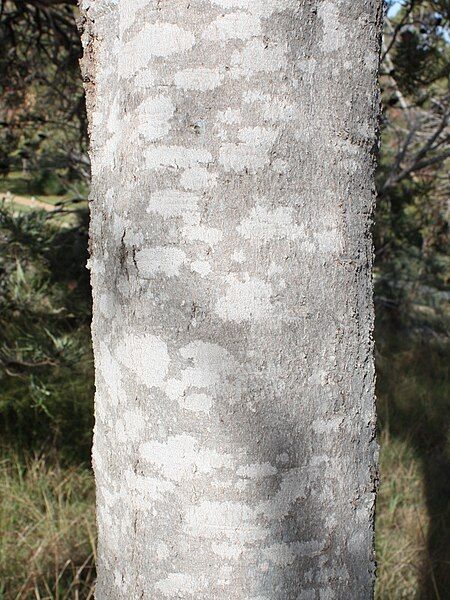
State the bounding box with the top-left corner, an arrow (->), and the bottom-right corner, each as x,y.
80,1 -> 382,598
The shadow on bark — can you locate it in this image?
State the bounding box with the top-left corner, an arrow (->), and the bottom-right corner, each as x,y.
212,309 -> 373,599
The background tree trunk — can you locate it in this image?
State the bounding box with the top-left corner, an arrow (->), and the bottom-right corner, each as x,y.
80,0 -> 382,597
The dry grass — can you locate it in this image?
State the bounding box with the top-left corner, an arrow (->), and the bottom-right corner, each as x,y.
0,454 -> 96,600
375,433 -> 430,599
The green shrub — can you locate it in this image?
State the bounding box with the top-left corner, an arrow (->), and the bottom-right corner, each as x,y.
31,169 -> 67,196
0,205 -> 93,464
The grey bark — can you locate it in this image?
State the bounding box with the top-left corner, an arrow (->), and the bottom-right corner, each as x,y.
80,1 -> 382,598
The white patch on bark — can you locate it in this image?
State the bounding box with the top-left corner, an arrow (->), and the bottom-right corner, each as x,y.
97,342 -> 126,408
115,334 -> 170,388
263,541 -> 324,565
237,463 -> 278,479
215,276 -> 273,322
259,468 -> 307,518
185,501 -> 269,543
230,40 -> 287,77
262,543 -> 298,566
162,340 -> 235,410
271,157 -> 288,173
312,416 -> 344,434
232,249 -> 247,263
217,108 -> 242,125
98,293 -> 115,319
319,588 -> 337,600
123,23 -> 195,77
318,1 -> 346,53
212,0 -> 297,17
211,542 -> 243,560
298,58 -> 317,74
267,262 -> 283,278
140,434 -> 234,481
180,166 -> 217,190
191,260 -> 212,277
243,91 -> 298,122
298,592 -> 316,600
203,12 -> 262,41
155,573 -> 208,597
163,378 -> 185,401
178,340 -> 236,388
181,224 -> 223,246
155,540 -> 170,560
135,247 -> 187,277
133,96 -> 175,142
238,206 -> 342,253
174,67 -> 225,91
263,98 -> 299,122
125,471 -> 176,503
219,127 -> 277,172
237,205 -> 304,240
239,126 -> 277,145
146,189 -> 199,219
180,392 -> 214,413
314,222 -> 343,253
119,0 -> 150,34
115,408 -> 146,442
145,146 -> 212,171
133,69 -> 155,89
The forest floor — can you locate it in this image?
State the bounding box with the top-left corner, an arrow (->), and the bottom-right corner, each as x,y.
1,192 -> 57,212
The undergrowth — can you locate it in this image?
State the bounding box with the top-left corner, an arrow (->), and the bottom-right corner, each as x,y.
0,453 -> 95,599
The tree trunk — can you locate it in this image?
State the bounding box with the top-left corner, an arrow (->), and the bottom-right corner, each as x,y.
80,1 -> 382,598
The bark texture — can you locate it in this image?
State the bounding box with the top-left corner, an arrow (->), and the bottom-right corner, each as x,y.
80,1 -> 382,598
